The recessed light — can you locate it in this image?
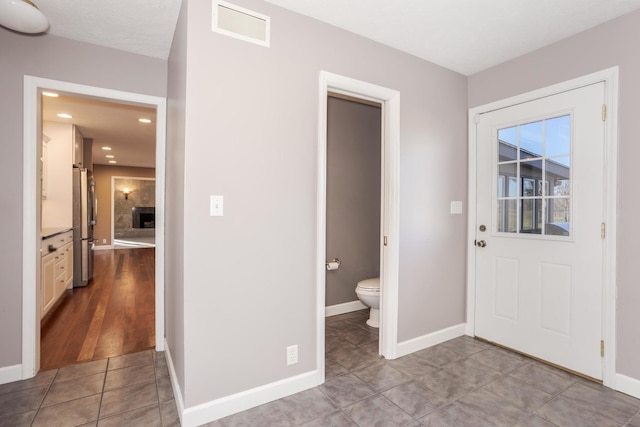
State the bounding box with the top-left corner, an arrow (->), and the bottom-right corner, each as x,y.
105,155 -> 115,158
108,160 -> 117,164
102,146 -> 112,151
57,113 -> 72,119
42,92 -> 59,97
138,118 -> 152,124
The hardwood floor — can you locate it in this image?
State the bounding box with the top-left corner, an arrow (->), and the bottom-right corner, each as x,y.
40,248 -> 155,371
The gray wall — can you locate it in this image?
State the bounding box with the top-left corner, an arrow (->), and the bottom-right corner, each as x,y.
468,9 -> 640,380
0,29 -> 167,368
326,97 -> 381,307
169,0 -> 467,408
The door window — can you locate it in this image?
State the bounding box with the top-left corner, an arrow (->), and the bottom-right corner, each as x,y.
496,114 -> 571,236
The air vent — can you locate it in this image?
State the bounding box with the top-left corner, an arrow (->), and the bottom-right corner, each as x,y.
212,0 -> 270,47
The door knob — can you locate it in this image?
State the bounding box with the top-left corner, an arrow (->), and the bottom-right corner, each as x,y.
476,240 -> 487,248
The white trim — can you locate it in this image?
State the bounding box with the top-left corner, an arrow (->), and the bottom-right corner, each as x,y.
22,76 -> 167,379
466,67 -> 619,388
325,300 -> 367,317
318,71 -> 401,365
0,364 -> 23,385
396,323 -> 466,358
163,338 -> 185,426
615,374 -> 640,400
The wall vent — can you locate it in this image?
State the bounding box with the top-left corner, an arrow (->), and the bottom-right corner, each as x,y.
212,0 -> 270,47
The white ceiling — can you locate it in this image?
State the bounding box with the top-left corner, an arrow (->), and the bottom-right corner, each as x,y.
29,0 -> 640,168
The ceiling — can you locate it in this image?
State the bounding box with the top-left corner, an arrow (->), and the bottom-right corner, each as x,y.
29,0 -> 640,168
42,93 -> 157,169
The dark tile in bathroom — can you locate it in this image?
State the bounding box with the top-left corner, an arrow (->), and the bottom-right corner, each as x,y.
107,350 -> 154,371
329,342 -> 382,372
157,375 -> 175,403
413,344 -> 465,367
353,361 -> 412,392
277,387 -> 337,424
516,414 -> 558,427
31,393 -> 101,426
559,381 -> 639,424
159,399 -> 181,427
343,394 -> 415,427
438,336 -> 492,357
442,357 -> 502,388
326,334 -> 350,354
342,324 -> 379,347
319,373 -> 377,407
419,402 -> 496,427
382,380 -> 448,418
300,409 -> 357,426
535,396 -> 619,427
457,388 -> 529,426
0,386 -> 48,419
628,412 -> 640,427
97,404 -> 162,426
0,370 -> 56,396
41,372 -> 105,407
509,362 -> 577,395
0,409 -> 37,427
99,381 -> 158,418
325,355 -> 349,379
204,400 -> 289,426
55,359 -> 108,382
104,363 -> 155,390
388,354 -> 438,377
482,375 -> 553,412
469,347 -> 529,373
415,369 -> 477,401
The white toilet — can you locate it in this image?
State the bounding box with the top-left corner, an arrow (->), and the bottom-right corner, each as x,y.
355,277 -> 380,328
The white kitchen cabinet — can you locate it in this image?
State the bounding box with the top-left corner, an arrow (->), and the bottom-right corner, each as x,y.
41,230 -> 74,318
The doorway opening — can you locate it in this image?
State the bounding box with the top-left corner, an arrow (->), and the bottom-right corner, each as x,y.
23,76 -> 166,378
317,71 -> 401,379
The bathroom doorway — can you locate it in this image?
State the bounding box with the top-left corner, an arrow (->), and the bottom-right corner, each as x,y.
317,71 -> 401,378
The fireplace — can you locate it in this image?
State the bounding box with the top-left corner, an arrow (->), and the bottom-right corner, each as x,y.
132,207 -> 155,229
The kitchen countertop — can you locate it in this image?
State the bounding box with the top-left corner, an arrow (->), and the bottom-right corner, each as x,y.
41,227 -> 72,239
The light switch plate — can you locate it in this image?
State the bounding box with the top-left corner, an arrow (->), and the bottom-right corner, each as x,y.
210,195 -> 224,216
450,201 -> 463,214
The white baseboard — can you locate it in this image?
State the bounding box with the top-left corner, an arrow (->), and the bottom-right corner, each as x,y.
395,323 -> 466,358
0,364 -> 23,385
164,339 -> 323,427
93,245 -> 114,251
325,300 -> 367,317
615,373 -> 640,399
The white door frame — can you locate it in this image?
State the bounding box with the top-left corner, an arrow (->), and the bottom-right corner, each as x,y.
317,71 -> 401,373
22,76 -> 167,378
466,67 -> 618,388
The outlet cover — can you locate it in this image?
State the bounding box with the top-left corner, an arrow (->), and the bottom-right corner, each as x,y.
286,345 -> 298,366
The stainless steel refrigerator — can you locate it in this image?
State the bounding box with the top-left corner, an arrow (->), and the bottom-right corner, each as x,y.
72,167 -> 96,287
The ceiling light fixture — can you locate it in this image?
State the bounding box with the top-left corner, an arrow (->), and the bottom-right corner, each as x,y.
0,0 -> 49,34
102,146 -> 112,151
42,91 -> 59,97
57,113 -> 72,119
108,160 -> 117,164
105,155 -> 115,158
138,118 -> 152,124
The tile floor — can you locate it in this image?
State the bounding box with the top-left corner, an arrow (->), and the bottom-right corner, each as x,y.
3,309 -> 640,426
208,309 -> 640,427
0,350 -> 179,426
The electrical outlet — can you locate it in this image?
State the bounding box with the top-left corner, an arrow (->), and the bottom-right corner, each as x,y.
286,345 -> 298,366
102,238 -> 107,244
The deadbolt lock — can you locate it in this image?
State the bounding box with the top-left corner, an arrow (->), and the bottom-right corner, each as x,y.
479,225 -> 486,232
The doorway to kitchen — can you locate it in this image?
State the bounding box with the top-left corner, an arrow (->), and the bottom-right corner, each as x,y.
22,76 -> 166,378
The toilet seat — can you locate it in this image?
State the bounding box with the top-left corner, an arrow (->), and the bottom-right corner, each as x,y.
356,277 -> 380,292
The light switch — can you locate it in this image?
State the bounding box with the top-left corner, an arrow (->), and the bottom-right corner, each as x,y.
450,201 -> 463,214
210,195 -> 224,216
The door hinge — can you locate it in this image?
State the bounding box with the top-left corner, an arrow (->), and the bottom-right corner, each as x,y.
601,223 -> 606,239
602,104 -> 607,121
383,236 -> 388,246
601,340 -> 605,357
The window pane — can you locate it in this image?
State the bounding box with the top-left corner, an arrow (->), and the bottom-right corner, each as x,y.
520,120 -> 543,159
498,163 -> 517,196
521,159 -> 543,187
497,199 -> 517,233
546,115 -> 571,157
545,198 -> 570,236
547,156 -> 570,196
498,127 -> 518,161
521,199 -> 542,234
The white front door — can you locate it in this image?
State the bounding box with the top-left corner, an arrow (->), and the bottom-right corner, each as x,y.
474,82 -> 605,380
